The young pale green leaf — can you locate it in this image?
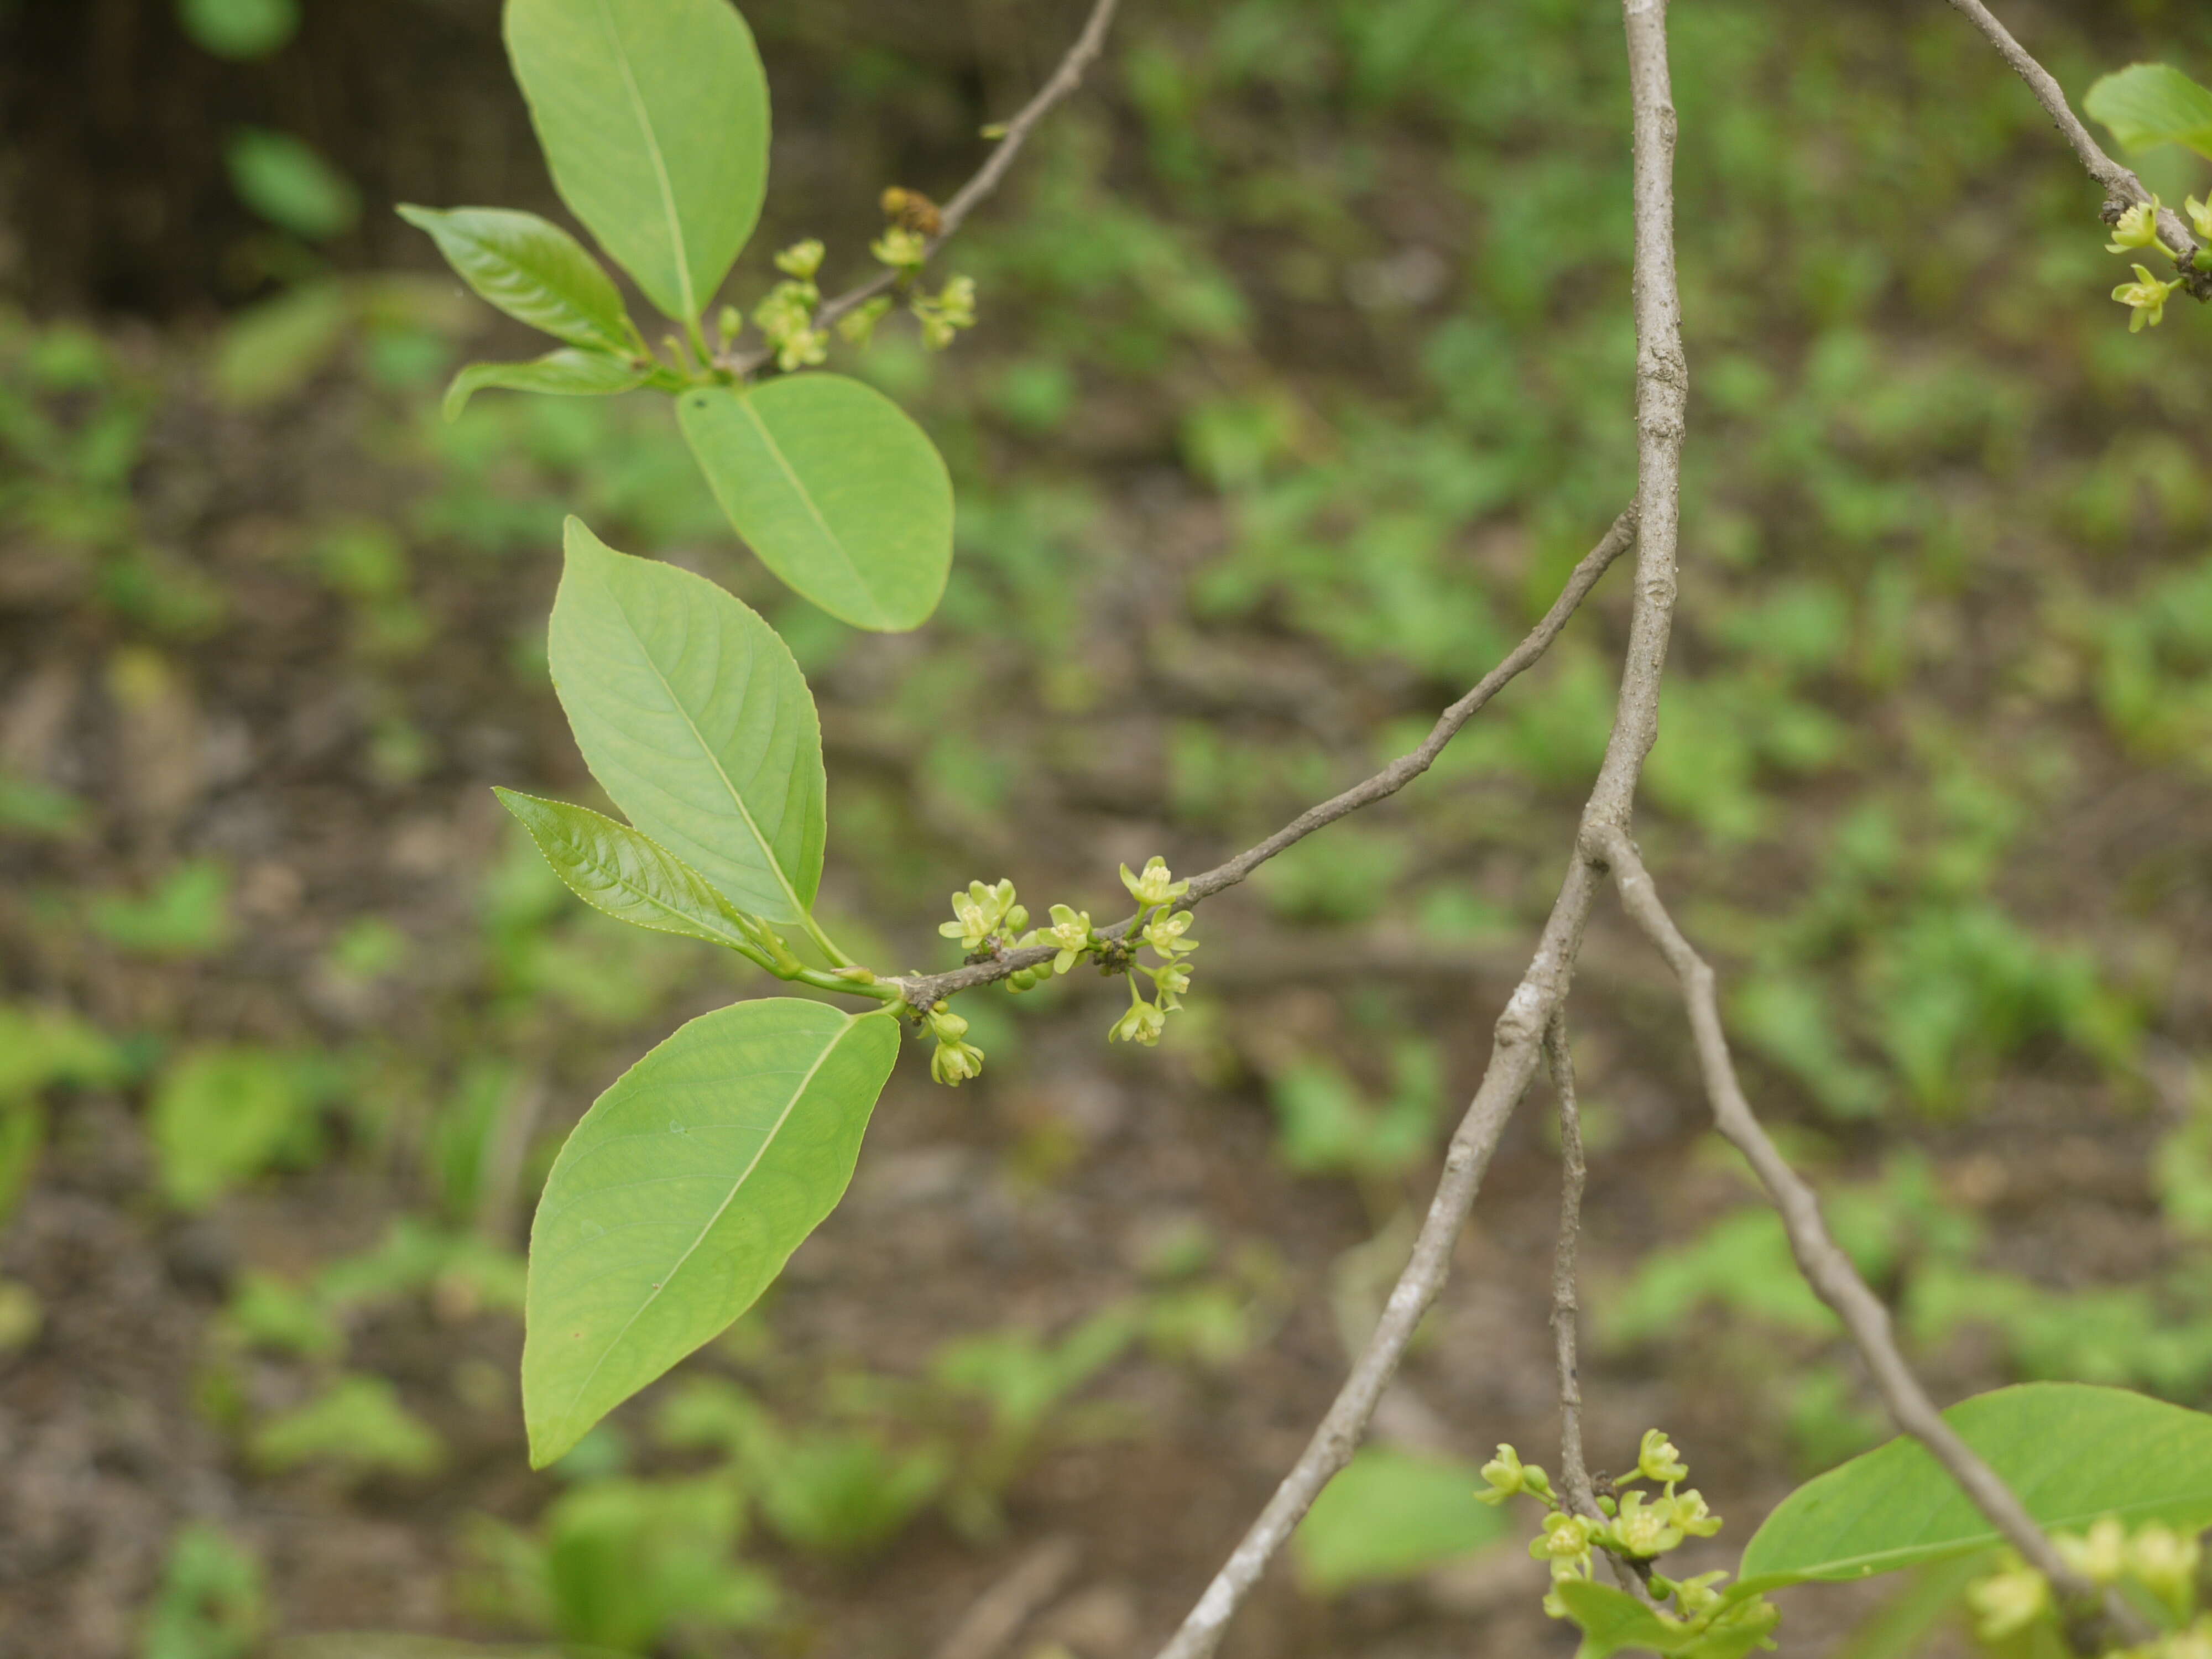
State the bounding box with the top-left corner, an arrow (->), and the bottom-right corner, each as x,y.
443,349 -> 650,422
677,377 -> 953,632
1553,1580 -> 1698,1659
1738,1383 -> 2212,1593
397,205 -> 634,353
523,999 -> 899,1466
546,518 -> 826,922
2084,64 -> 2212,159
504,0 -> 769,324
494,789 -> 765,953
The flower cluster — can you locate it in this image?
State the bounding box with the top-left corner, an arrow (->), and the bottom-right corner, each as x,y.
2103,195 -> 2201,333
923,1003 -> 984,1087
1969,1517 -> 2209,1653
921,862 -> 1203,1082
1107,859 -> 1199,1047
910,276 -> 977,351
744,239 -> 831,370
1481,1431 -> 1769,1645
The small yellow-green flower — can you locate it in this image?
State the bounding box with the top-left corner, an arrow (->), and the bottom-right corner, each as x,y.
1610,1490 -> 1685,1558
1045,904 -> 1093,973
870,227 -> 927,270
2189,194 -> 2212,244
2128,1521 -> 2200,1612
774,238 -> 825,279
1108,999 -> 1167,1046
1144,909 -> 1198,957
1477,1444 -> 1526,1504
2056,1516 -> 2127,1585
1665,1489 -> 1721,1539
940,879 -> 1018,951
837,295 -> 893,346
1637,1428 -> 1688,1484
1121,856 -> 1191,909
2114,264 -> 2183,332
1965,1559 -> 2049,1642
2106,197 -> 2168,255
931,1039 -> 985,1086
1530,1511 -> 1599,1575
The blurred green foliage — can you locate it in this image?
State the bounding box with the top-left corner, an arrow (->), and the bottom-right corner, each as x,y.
9,0 -> 2212,1647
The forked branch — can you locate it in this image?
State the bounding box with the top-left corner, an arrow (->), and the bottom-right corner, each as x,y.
1146,3 -> 1690,1651
1589,824 -> 2153,1652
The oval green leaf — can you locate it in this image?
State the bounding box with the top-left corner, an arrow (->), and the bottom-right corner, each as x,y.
503,0 -> 769,323
677,376 -> 954,633
523,1000 -> 899,1466
442,349 -> 649,421
494,788 -> 764,953
546,518 -> 826,923
1739,1383 -> 2212,1593
398,204 -> 635,353
2085,64 -> 2212,160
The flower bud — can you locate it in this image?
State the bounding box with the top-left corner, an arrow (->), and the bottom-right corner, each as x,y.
774,238 -> 826,279
1477,1444 -> 1525,1504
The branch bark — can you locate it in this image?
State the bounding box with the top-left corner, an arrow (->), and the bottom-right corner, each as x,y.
1588,824 -> 2152,1653
1545,1016 -> 1644,1599
726,0 -> 1124,374
892,505 -> 1636,1011
1144,6 -> 1689,1652
1940,0 -> 2212,299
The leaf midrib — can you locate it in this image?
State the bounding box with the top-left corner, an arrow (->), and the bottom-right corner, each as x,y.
591,0 -> 696,321
550,1010 -> 854,1436
606,575 -> 810,921
737,391 -> 883,625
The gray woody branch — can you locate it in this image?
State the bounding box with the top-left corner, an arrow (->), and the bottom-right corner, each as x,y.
1146,3 -> 1690,1652
1942,0 -> 2212,300
1589,823 -> 2152,1653
726,0 -> 1125,374
891,505 -> 1637,1012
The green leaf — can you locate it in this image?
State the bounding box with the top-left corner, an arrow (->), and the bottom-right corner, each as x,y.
1295,1447 -> 1510,1593
494,788 -> 764,952
678,377 -> 954,632
503,0 -> 770,323
2085,64 -> 2212,160
397,205 -> 635,354
177,0 -> 299,59
224,128 -> 360,242
1739,1383 -> 2212,1593
443,349 -> 649,422
1553,1580 -> 1697,1658
522,1000 -> 899,1466
546,518 -> 826,924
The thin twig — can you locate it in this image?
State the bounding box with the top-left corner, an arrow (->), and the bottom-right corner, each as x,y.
1588,824 -> 2153,1654
1545,1016 -> 1641,1598
1145,7 -> 1691,1652
726,0 -> 1124,373
1545,1014 -> 1597,1519
893,505 -> 1636,1010
1940,0 -> 2211,299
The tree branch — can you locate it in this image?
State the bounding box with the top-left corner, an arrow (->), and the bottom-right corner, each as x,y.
1587,824 -> 2153,1653
1940,0 -> 2212,299
726,0 -> 1124,373
1544,1018 -> 1599,1517
1144,6 -> 1690,1652
891,505 -> 1636,1011
1545,1016 -> 1644,1598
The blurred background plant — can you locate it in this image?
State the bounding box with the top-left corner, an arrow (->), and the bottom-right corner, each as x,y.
5,0 -> 2212,1654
